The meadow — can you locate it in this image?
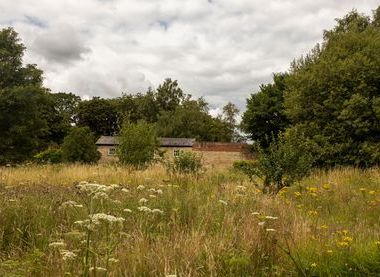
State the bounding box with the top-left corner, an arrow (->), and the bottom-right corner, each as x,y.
0,164 -> 379,276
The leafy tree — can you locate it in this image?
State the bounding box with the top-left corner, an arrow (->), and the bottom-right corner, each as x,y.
0,27 -> 51,164
284,9 -> 380,166
76,97 -> 119,137
61,127 -> 100,163
222,102 -> 242,142
241,73 -> 289,147
117,121 -> 159,168
155,78 -> 188,112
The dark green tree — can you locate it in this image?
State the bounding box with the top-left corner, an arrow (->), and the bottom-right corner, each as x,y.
117,121 -> 159,168
76,97 -> 119,137
61,127 -> 100,163
241,73 -> 289,147
284,8 -> 380,166
155,78 -> 188,112
222,102 -> 241,142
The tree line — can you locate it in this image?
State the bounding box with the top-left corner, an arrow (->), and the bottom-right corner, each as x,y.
241,7 -> 380,168
0,27 -> 240,165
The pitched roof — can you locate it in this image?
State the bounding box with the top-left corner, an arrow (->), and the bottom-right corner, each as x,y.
96,136 -> 195,147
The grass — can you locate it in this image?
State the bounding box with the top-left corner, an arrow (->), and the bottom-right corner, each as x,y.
0,164 -> 379,276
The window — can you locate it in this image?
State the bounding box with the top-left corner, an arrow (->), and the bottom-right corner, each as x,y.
173,149 -> 181,157
108,148 -> 116,156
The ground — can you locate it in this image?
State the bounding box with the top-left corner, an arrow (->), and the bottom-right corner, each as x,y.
0,164 -> 379,276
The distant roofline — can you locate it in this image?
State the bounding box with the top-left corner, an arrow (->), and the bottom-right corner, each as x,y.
96,136 -> 196,147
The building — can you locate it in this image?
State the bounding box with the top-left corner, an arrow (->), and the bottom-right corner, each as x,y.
96,136 -> 250,167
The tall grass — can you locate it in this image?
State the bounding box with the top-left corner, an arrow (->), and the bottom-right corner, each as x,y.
0,165 -> 379,276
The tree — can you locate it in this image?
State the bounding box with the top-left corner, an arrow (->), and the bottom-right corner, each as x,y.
0,27 -> 50,164
61,127 -> 100,163
241,73 -> 289,147
222,102 -> 241,142
155,78 -> 188,112
76,97 -> 119,137
284,9 -> 380,166
117,121 -> 159,168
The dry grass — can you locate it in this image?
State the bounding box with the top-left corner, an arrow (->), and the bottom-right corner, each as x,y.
0,164 -> 379,276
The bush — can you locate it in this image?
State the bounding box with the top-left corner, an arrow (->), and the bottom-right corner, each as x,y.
166,151 -> 203,175
117,121 -> 159,168
233,160 -> 260,181
34,148 -> 63,164
61,127 -> 100,163
257,128 -> 318,193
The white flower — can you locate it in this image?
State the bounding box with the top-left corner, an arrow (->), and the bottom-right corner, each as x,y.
252,212 -> 260,215
138,206 -> 152,212
123,208 -> 133,213
218,200 -> 228,206
266,228 -> 276,232
89,267 -> 107,273
49,241 -> 66,248
236,185 -> 247,191
89,213 -> 125,225
149,194 -> 157,198
121,188 -> 129,193
156,189 -> 163,194
265,216 -> 278,220
258,221 -> 266,226
108,258 -> 119,263
137,185 -> 145,191
77,182 -> 118,195
61,201 -> 78,208
60,250 -> 77,261
152,209 -> 163,214
139,198 -> 148,204
93,192 -> 109,200
148,188 -> 156,193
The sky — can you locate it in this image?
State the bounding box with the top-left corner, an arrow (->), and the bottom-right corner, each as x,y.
0,0 -> 378,114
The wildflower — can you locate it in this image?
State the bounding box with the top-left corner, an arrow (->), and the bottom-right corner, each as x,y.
61,201 -> 79,208
359,188 -> 366,192
342,236 -> 353,243
93,192 -> 109,200
296,204 -> 303,209
266,228 -> 276,232
60,250 -> 77,261
109,258 -> 119,263
138,206 -> 152,213
236,185 -> 246,191
252,212 -> 260,215
337,241 -> 349,247
121,188 -> 129,193
307,187 -> 318,193
310,263 -> 317,268
322,184 -> 331,190
342,230 -> 349,235
265,216 -> 278,220
77,182 -> 117,194
326,250 -> 333,254
148,188 -> 156,193
375,241 -> 380,246
218,200 -> 228,206
258,221 -> 265,226
294,192 -> 301,197
139,198 -> 148,204
156,189 -> 163,194
137,185 -> 145,191
149,194 -> 157,198
49,241 -> 66,248
152,209 -> 164,214
319,225 -> 328,230
89,267 -> 107,273
307,210 -> 318,217
369,190 -> 376,195
89,213 -> 125,225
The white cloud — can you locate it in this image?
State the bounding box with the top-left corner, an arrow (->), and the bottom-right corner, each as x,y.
0,0 -> 378,110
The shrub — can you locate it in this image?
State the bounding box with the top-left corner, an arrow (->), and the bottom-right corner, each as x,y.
61,127 -> 100,163
117,121 -> 159,168
34,147 -> 63,164
233,160 -> 260,181
166,151 -> 203,175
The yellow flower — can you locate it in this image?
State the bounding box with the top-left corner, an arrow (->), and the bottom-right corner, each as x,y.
342,230 -> 349,235
308,210 -> 318,216
337,241 -> 349,247
307,187 -> 318,193
309,192 -> 318,197
359,188 -> 366,192
310,263 -> 317,268
369,190 -> 376,195
294,192 -> 302,197
320,224 -> 328,230
342,236 -> 353,243
375,241 -> 380,246
326,250 -> 333,255
322,184 -> 331,190
296,204 -> 303,209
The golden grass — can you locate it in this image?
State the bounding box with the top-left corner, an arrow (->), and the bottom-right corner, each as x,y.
0,164 -> 379,276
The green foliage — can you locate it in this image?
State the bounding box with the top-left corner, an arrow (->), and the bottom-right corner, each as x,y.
61,127 -> 100,163
77,97 -> 119,137
34,147 -> 63,164
166,151 -> 203,175
117,121 -> 159,168
257,129 -> 317,193
232,160 -> 260,181
241,73 -> 289,147
284,9 -> 380,167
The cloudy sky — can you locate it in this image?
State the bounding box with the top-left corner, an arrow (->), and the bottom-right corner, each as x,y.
0,0 -> 378,113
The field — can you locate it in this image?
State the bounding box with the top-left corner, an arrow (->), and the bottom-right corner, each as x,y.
0,164 -> 379,276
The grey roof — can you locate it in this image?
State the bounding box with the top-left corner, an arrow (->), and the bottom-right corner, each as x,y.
96,136 -> 195,147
